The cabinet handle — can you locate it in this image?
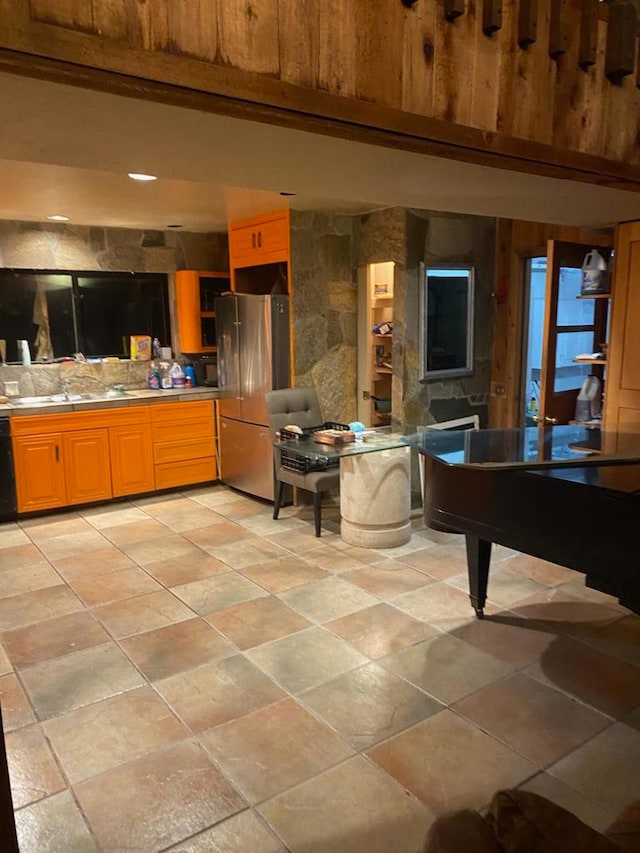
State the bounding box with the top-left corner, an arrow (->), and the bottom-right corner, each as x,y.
252,232 -> 256,249
257,231 -> 262,248
55,444 -> 60,462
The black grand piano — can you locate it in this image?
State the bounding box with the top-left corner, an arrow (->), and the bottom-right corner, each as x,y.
406,425 -> 640,618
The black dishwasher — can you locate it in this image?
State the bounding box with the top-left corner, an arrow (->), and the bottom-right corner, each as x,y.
0,418 -> 17,522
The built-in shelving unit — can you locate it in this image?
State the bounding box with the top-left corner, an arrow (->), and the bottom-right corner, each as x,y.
175,270 -> 232,354
572,290 -> 611,423
357,261 -> 395,427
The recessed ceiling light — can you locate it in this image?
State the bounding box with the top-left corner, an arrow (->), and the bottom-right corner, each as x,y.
47,215 -> 69,221
128,172 -> 157,182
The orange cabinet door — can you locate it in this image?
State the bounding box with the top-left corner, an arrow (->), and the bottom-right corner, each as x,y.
229,210 -> 289,269
110,424 -> 154,497
12,434 -> 66,513
63,429 -> 112,505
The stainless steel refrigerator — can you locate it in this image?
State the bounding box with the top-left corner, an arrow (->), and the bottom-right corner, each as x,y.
216,294 -> 290,500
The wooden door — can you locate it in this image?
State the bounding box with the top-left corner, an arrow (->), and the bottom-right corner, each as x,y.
110,425 -> 154,497
538,240 -> 610,426
63,429 -> 112,505
604,222 -> 640,428
13,434 -> 66,513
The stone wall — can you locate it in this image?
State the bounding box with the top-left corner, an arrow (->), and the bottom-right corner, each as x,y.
0,360 -> 150,398
0,221 -> 228,272
358,208 -> 495,434
290,211 -> 358,424
0,219 -> 228,367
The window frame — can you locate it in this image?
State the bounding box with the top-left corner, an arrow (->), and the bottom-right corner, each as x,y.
0,268 -> 170,361
419,262 -> 475,381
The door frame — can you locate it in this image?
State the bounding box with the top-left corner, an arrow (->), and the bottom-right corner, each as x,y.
490,220 -> 613,428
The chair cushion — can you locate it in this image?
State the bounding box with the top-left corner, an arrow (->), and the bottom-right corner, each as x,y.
275,465 -> 340,492
486,790 -> 618,853
265,387 -> 323,436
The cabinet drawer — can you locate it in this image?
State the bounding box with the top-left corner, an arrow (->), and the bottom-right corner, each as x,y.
155,457 -> 217,490
153,436 -> 216,464
149,401 -> 214,424
152,417 -> 214,444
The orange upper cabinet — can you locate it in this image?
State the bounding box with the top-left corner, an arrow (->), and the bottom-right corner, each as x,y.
175,270 -> 232,354
63,429 -> 112,505
109,424 -> 155,497
13,434 -> 66,513
229,209 -> 290,272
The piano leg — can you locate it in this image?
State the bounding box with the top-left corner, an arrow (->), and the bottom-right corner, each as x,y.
465,535 -> 491,619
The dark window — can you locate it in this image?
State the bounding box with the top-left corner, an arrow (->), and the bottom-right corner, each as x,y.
0,269 -> 169,362
421,266 -> 475,379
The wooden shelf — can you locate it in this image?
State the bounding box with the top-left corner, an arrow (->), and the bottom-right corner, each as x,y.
374,367 -> 393,374
572,358 -> 606,365
576,293 -> 611,299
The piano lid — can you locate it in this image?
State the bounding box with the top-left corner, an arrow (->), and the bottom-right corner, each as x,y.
403,424 -> 640,471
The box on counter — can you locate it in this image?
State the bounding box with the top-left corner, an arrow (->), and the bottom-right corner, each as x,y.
130,335 -> 152,361
313,429 -> 355,445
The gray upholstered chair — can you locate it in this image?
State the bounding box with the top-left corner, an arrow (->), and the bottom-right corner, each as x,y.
265,387 -> 340,537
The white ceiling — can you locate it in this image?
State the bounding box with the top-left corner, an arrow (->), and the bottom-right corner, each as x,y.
1,72 -> 640,232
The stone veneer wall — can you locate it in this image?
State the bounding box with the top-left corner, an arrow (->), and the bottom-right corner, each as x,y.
0,220 -> 228,273
0,360 -> 151,398
358,208 -> 495,434
0,219 -> 228,395
290,211 -> 359,424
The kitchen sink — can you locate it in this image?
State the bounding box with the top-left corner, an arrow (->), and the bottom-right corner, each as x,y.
64,391 -> 129,402
11,391 -> 129,406
11,394 -> 68,406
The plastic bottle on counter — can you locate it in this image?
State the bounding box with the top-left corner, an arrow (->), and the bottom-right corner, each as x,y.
147,360 -> 161,390
152,337 -> 162,359
159,362 -> 172,390
184,365 -> 196,388
169,362 -> 186,388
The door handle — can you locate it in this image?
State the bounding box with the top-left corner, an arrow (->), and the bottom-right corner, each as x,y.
55,444 -> 60,462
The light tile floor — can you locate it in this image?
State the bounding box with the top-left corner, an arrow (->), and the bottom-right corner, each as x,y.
1,484 -> 640,851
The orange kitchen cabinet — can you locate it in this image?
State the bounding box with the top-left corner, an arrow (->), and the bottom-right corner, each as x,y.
151,400 -> 217,488
13,434 -> 66,513
229,209 -> 290,271
175,270 -> 231,354
109,424 -> 155,497
63,429 -> 112,505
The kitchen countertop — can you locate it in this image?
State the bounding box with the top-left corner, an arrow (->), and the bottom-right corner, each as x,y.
0,386 -> 224,417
